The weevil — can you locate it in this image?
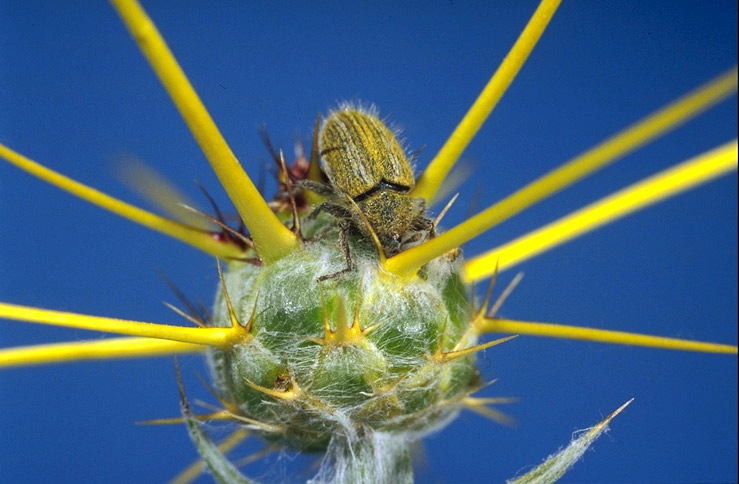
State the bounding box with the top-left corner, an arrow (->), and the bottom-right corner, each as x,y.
304,107 -> 434,261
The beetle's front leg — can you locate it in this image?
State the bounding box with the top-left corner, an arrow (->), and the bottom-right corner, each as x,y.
297,179 -> 335,197
318,220 -> 355,282
306,200 -> 353,222
416,213 -> 436,239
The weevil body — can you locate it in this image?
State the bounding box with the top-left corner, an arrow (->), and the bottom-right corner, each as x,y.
317,107 -> 433,255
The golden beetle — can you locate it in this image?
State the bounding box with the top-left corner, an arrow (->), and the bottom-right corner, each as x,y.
305,107 -> 434,258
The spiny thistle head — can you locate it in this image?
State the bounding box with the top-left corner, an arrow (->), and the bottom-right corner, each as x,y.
194,117 -> 511,481
171,98 -> 527,482
203,107 -> 484,463
209,220 -> 475,452
0,2 -> 736,483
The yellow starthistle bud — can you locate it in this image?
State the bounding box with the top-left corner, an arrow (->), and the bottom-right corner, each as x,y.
0,2 -> 735,483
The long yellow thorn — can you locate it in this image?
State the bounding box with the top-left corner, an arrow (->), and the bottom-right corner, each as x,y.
477,318 -> 738,354
108,0 -> 298,263
387,69 -> 738,278
412,0 -> 562,202
465,140 -> 738,281
0,143 -> 243,259
0,337 -> 204,368
0,302 -> 248,350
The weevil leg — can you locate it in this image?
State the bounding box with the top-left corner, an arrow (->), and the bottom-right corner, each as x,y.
318,221 -> 355,282
306,202 -> 325,221
306,200 -> 353,221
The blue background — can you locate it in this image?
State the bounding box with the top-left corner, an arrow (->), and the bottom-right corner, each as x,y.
1,2 -> 736,483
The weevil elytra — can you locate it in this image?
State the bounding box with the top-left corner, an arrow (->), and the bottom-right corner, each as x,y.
306,107 -> 434,257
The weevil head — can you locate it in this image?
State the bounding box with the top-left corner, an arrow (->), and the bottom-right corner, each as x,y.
356,190 -> 426,255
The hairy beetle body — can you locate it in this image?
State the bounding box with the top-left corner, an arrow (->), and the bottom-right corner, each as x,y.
318,107 -> 432,254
